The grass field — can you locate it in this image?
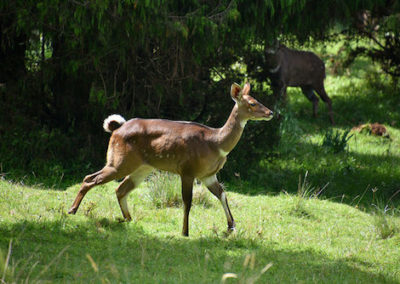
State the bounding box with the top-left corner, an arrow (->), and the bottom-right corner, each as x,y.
1,43 -> 400,283
0,178 -> 399,283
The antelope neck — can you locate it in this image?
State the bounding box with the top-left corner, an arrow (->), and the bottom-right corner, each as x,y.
217,104 -> 247,155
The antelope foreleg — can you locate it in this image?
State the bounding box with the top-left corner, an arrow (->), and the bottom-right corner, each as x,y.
181,175 -> 194,237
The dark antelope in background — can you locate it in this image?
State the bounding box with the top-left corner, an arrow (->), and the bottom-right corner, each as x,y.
264,43 -> 334,124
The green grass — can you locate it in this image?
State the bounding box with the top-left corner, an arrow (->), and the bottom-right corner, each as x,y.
0,178 -> 399,283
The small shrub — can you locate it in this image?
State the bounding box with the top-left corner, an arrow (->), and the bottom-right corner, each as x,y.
322,129 -> 353,153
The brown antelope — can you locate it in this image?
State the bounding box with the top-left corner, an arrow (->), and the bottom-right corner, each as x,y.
68,83 -> 273,236
264,42 -> 334,124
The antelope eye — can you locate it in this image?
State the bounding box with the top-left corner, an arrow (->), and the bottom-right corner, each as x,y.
249,102 -> 256,107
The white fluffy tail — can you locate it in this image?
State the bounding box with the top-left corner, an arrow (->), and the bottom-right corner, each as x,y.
103,114 -> 126,133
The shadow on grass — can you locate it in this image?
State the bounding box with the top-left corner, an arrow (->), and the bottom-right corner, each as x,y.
0,219 -> 396,283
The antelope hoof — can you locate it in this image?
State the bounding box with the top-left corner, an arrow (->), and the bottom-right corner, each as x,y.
227,226 -> 236,234
222,227 -> 236,238
117,216 -> 132,223
68,208 -> 77,215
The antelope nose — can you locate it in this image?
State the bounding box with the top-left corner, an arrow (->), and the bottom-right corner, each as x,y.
270,111 -> 274,116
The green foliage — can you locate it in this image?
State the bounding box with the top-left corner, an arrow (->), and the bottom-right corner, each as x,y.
340,6 -> 400,78
322,129 -> 353,153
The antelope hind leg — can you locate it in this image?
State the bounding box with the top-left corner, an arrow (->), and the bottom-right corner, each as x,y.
68,166 -> 118,214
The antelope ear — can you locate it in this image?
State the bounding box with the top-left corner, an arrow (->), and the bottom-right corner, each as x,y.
230,83 -> 242,101
242,82 -> 251,96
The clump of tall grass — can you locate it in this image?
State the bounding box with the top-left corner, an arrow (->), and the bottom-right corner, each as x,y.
354,187 -> 400,239
371,190 -> 400,239
296,171 -> 327,199
145,171 -> 214,208
290,171 -> 328,218
373,212 -> 399,240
